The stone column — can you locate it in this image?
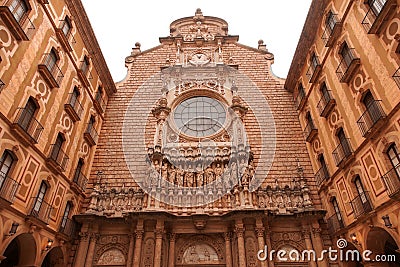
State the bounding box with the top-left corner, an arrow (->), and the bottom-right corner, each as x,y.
235,222 -> 246,267
74,232 -> 89,266
133,229 -> 144,266
224,232 -> 233,267
312,227 -> 329,267
168,233 -> 176,267
154,220 -> 164,267
255,226 -> 268,267
126,232 -> 135,267
302,228 -> 317,267
84,233 -> 99,267
265,228 -> 274,267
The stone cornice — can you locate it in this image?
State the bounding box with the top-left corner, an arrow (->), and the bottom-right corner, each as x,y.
65,0 -> 116,96
284,0 -> 329,92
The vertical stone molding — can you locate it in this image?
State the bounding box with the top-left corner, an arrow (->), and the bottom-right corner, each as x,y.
224,232 -> 233,267
234,222 -> 246,267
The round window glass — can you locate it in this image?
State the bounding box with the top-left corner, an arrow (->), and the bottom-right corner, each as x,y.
174,96 -> 226,137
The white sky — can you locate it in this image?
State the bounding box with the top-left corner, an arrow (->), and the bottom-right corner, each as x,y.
81,1 -> 312,82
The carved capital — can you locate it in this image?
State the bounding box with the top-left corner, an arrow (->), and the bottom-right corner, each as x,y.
312,227 -> 322,238
234,225 -> 245,238
255,227 -> 265,238
155,229 -> 164,239
79,231 -> 89,241
302,229 -> 311,239
224,232 -> 232,241
135,229 -> 144,240
169,232 -> 176,242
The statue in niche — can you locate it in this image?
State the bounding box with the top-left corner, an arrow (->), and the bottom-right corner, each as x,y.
168,165 -> 176,183
230,161 -> 238,184
161,162 -> 168,181
214,163 -> 223,181
185,171 -> 195,187
196,168 -> 204,187
176,165 -> 184,186
205,166 -> 214,185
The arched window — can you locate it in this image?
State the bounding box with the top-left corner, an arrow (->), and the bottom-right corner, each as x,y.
310,52 -> 319,70
354,176 -> 368,204
331,197 -> 344,227
73,158 -> 84,183
19,97 -> 38,131
318,154 -> 329,180
81,56 -> 90,75
368,0 -> 386,16
61,16 -> 72,37
9,0 -> 29,23
325,10 -> 337,32
32,181 -> 47,215
0,150 -> 15,188
44,48 -> 59,73
337,128 -> 351,156
362,91 -> 381,124
50,133 -> 65,162
387,144 -> 400,177
95,86 -> 103,102
60,201 -> 72,230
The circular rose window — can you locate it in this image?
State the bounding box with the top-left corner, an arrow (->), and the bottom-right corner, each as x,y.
174,96 -> 226,137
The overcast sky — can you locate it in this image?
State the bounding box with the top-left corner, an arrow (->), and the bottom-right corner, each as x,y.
81,1 -> 312,82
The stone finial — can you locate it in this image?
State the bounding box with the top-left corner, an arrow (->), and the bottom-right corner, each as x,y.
131,42 -> 141,55
258,39 -> 267,51
194,8 -> 204,21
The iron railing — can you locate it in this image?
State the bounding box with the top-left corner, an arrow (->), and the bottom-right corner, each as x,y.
357,100 -> 386,136
332,138 -> 353,166
85,123 -> 99,145
65,93 -> 84,120
48,144 -> 69,172
336,48 -> 360,82
40,53 -> 64,86
317,90 -> 335,117
322,13 -> 341,46
303,121 -> 318,142
72,170 -> 88,191
393,67 -> 400,89
327,213 -> 345,235
59,218 -> 76,236
29,197 -> 53,224
295,87 -> 306,110
361,0 -> 392,33
350,192 -> 373,218
4,2 -> 36,39
306,56 -> 321,83
0,171 -> 20,203
13,107 -> 44,143
381,164 -> 400,198
315,166 -> 330,187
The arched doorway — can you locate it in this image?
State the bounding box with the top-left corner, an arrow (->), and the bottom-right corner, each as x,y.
42,247 -> 64,267
366,227 -> 400,267
341,242 -> 363,267
0,233 -> 37,267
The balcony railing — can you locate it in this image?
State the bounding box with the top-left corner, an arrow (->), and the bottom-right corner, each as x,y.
84,123 -> 99,146
336,48 -> 361,83
332,139 -> 353,167
295,89 -> 306,110
306,57 -> 322,83
381,164 -> 400,198
303,121 -> 318,142
38,53 -> 64,88
28,197 -> 53,224
350,192 -> 373,219
322,14 -> 342,47
357,100 -> 386,137
393,67 -> 400,89
55,20 -> 76,52
317,90 -> 336,117
59,218 -> 76,237
47,145 -> 69,172
94,95 -> 106,114
0,79 -> 5,92
0,171 -> 20,203
72,170 -> 88,192
64,93 -> 83,122
315,166 -> 330,187
12,107 -> 44,144
77,63 -> 92,88
361,0 -> 397,34
0,5 -> 35,41
327,213 -> 345,235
